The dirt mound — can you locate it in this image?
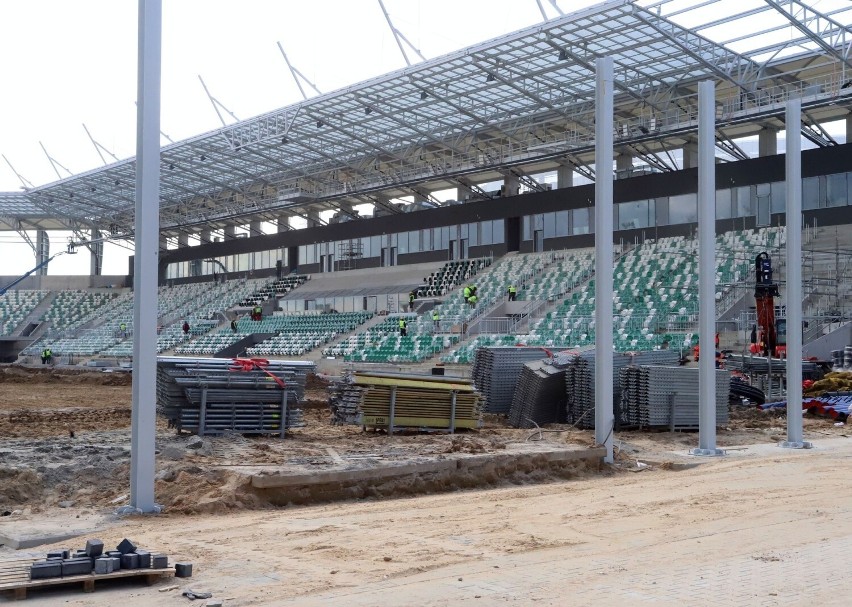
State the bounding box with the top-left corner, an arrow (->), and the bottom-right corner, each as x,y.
155,467 -> 270,514
0,468 -> 42,507
0,365 -> 132,386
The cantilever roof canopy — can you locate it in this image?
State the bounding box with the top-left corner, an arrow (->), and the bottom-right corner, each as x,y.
1,0 -> 850,237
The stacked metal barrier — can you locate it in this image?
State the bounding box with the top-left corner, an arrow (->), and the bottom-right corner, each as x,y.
507,359 -> 569,428
725,354 -> 820,376
563,350 -> 681,428
156,356 -> 315,436
333,371 -> 482,432
619,365 -> 730,429
471,347 -> 549,413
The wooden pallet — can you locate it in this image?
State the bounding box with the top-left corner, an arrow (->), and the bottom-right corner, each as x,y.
0,557 -> 174,601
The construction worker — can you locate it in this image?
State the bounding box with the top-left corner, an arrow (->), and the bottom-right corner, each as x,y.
119,322 -> 127,337
463,285 -> 471,302
182,320 -> 190,334
432,310 -> 440,332
41,347 -> 48,365
230,318 -> 238,333
399,317 -> 407,337
409,291 -> 416,312
44,347 -> 52,365
252,305 -> 263,321
507,285 -> 517,301
468,294 -> 478,307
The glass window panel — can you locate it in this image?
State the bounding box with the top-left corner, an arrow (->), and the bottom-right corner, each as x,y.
715,189 -> 732,220
434,227 -> 444,249
370,235 -> 381,256
481,220 -> 493,244
533,214 -> 544,230
571,208 -> 589,235
826,173 -> 847,207
398,233 -> 409,254
803,177 -> 820,210
669,194 -> 697,224
618,200 -> 650,230
492,220 -> 504,244
522,216 -> 532,240
460,224 -> 468,238
735,186 -> 753,217
543,212 -> 556,238
469,223 -> 479,246
770,182 -> 785,213
555,210 -> 569,237
655,197 -> 669,226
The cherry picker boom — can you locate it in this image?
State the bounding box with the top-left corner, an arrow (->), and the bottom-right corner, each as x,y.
754,252 -> 783,358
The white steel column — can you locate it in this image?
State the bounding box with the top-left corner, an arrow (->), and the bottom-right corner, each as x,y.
692,80 -> 724,457
594,57 -> 614,464
781,98 -> 811,449
129,0 -> 162,513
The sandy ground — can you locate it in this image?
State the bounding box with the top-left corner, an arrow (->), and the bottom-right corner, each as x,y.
1,365 -> 851,605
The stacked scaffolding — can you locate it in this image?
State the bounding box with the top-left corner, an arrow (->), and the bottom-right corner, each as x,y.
619,366 -> 730,429
507,359 -> 569,428
563,350 -> 681,428
331,370 -> 482,432
156,356 -> 315,436
471,346 -> 549,413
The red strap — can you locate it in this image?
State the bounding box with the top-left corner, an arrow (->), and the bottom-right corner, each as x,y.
230,357 -> 286,389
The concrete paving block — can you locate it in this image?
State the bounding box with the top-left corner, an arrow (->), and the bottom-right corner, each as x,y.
136,549 -> 151,568
94,557 -> 114,574
117,538 -> 137,554
120,553 -> 140,569
61,558 -> 93,576
30,562 -> 62,579
86,538 -> 104,557
109,556 -> 121,571
175,562 -> 193,578
152,554 -> 168,569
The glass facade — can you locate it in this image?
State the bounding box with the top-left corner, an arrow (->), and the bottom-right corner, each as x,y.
167,171 -> 852,279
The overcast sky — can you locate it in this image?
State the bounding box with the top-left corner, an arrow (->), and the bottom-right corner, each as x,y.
0,0 -> 585,276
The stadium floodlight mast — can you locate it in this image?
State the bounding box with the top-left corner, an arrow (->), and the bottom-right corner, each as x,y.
124,0 -> 162,515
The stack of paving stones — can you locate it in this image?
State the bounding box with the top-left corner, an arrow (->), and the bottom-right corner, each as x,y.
472,347 -> 549,413
156,356 -> 315,435
29,538 -> 175,580
328,375 -> 364,424
618,366 -> 730,428
507,358 -> 570,428
563,350 -> 681,428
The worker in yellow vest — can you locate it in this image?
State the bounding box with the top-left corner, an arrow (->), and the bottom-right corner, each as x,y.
432,310 -> 440,332
508,285 -> 517,301
398,317 -> 407,337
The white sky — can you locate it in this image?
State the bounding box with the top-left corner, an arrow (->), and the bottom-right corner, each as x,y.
0,0 -> 579,276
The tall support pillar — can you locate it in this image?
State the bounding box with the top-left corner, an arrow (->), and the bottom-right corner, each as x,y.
556,165 -> 573,189
306,210 -> 321,227
594,57 -> 614,464
682,143 -> 699,169
846,114 -> 852,145
177,233 -> 189,247
90,229 -> 103,276
782,98 -> 811,450
249,220 -> 263,237
615,153 -> 633,172
277,214 -> 291,233
692,80 -> 724,457
758,127 -> 778,157
35,230 -> 50,276
158,235 -> 168,250
223,225 -> 236,240
129,0 -> 162,514
199,229 -> 212,244
503,174 -> 519,197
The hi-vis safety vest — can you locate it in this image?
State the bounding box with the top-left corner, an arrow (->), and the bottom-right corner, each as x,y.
399,319 -> 406,329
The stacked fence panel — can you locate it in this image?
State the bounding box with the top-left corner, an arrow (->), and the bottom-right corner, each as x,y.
507,359 -> 569,428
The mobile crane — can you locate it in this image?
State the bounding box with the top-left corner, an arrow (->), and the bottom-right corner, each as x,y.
0,239 -> 78,296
